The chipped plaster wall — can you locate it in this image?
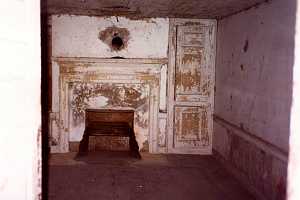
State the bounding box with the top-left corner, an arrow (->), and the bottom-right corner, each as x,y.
52,15 -> 169,58
214,0 -> 295,200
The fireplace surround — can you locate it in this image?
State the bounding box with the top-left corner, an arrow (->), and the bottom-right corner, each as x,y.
49,57 -> 167,153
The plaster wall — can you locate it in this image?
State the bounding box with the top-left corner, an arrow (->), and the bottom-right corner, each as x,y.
0,0 -> 41,199
52,15 -> 169,58
214,0 -> 295,199
215,0 -> 294,153
288,0 -> 300,199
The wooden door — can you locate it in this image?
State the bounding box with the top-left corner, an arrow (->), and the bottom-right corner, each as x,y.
167,19 -> 216,154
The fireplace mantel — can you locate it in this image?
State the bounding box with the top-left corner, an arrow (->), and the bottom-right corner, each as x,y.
53,57 -> 168,65
50,57 -> 167,153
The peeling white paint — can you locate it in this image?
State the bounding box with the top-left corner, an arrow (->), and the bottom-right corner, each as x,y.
68,86 -> 150,148
86,96 -> 109,108
159,64 -> 167,111
50,58 -> 163,153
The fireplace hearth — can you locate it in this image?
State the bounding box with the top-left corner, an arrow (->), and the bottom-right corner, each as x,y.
77,109 -> 141,159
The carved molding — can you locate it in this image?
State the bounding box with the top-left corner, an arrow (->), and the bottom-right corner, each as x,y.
51,57 -> 164,153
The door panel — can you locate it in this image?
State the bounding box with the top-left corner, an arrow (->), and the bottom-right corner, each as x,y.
175,25 -> 212,101
167,19 -> 216,154
174,106 -> 211,148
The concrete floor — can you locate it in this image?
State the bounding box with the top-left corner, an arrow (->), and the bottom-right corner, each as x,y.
48,151 -> 255,200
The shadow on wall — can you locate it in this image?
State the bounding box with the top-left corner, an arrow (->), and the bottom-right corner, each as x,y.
213,0 -> 296,200
41,11 -> 51,200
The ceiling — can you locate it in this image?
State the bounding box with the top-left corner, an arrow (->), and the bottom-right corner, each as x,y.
43,0 -> 268,19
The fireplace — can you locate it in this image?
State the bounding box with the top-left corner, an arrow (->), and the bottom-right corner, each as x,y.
49,58 -> 165,153
78,109 -> 141,158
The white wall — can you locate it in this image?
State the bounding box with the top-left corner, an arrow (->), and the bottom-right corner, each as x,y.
52,15 -> 169,58
288,0 -> 300,199
214,0 -> 295,199
0,0 -> 41,199
215,0 -> 294,153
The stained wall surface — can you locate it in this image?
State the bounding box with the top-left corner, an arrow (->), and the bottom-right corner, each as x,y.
214,0 -> 295,199
44,0 -> 266,19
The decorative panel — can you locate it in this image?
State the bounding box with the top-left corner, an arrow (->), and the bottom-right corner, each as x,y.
158,114 -> 167,148
175,25 -> 212,102
174,106 -> 211,148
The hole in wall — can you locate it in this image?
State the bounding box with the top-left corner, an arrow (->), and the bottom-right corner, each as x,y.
240,64 -> 244,71
240,123 -> 244,130
99,26 -> 130,51
111,36 -> 124,50
243,39 -> 249,52
111,56 -> 125,59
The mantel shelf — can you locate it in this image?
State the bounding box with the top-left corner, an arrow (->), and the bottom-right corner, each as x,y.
52,57 -> 168,65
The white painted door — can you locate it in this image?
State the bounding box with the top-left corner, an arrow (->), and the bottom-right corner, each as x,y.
167,19 -> 216,154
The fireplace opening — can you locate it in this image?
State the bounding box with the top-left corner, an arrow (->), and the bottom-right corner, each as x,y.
77,109 -> 141,159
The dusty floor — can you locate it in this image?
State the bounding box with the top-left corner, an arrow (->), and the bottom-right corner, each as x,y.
48,151 -> 255,200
